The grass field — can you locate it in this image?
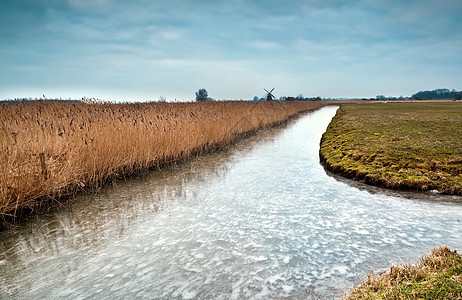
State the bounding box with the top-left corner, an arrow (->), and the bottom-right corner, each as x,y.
320,102 -> 462,195
345,246 -> 462,299
0,100 -> 323,224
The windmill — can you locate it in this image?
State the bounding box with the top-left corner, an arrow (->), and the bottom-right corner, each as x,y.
264,87 -> 275,101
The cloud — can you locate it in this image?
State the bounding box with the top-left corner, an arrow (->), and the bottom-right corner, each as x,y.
66,0 -> 113,12
1,0 -> 461,100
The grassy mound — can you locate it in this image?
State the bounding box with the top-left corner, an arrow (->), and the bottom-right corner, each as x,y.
320,103 -> 462,195
345,246 -> 462,299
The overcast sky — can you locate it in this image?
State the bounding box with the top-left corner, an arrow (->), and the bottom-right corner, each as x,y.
1,0 -> 461,101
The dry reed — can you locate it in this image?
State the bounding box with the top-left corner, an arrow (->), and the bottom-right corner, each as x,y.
345,246 -> 462,299
0,100 -> 323,223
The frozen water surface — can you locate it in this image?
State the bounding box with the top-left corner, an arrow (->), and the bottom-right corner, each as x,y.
1,106 -> 461,299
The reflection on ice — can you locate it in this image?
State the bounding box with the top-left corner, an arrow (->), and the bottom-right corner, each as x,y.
1,106 -> 462,299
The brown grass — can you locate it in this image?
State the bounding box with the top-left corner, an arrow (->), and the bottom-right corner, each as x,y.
0,100 -> 323,224
345,246 -> 462,299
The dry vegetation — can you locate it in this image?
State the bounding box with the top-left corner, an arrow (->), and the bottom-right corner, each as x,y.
320,102 -> 462,195
345,246 -> 462,299
0,100 -> 323,223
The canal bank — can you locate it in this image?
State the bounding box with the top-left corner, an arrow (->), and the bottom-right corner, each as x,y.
0,100 -> 326,227
319,102 -> 462,196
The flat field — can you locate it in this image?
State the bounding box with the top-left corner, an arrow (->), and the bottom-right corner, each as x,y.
320,102 -> 462,195
0,100 -> 323,223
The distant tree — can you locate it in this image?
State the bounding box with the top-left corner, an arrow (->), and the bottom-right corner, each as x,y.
376,95 -> 386,100
412,88 -> 461,100
195,88 -> 208,101
158,96 -> 166,103
455,93 -> 462,100
295,94 -> 304,100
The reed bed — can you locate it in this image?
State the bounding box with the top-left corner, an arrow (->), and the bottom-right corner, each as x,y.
0,100 -> 322,223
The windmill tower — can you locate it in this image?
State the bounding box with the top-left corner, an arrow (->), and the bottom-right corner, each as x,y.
264,88 -> 275,101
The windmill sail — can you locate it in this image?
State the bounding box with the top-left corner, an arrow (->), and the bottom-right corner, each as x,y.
264,88 -> 275,101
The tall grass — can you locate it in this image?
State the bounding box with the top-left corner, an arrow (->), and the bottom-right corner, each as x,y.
1,100 -> 322,222
345,246 -> 462,299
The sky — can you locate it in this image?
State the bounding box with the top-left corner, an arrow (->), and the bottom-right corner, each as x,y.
1,0 -> 461,101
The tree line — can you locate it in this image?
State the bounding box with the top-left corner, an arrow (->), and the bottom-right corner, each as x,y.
412,89 -> 462,100
194,88 -> 462,102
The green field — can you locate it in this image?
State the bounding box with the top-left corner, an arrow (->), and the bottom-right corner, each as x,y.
320,102 -> 462,195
